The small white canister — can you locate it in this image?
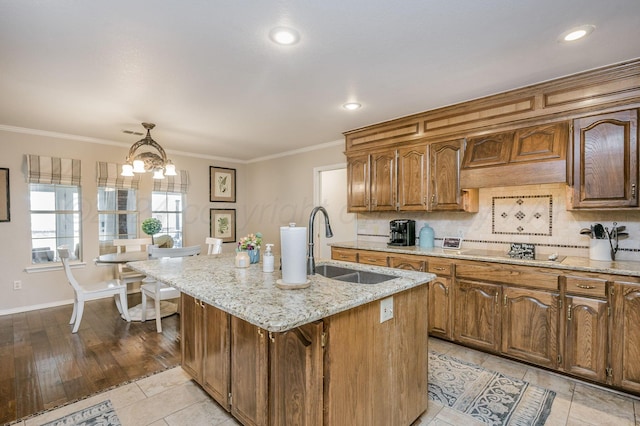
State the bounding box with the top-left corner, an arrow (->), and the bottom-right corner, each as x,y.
589,239 -> 612,261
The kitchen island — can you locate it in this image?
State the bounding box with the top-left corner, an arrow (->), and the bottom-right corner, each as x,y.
129,253 -> 434,426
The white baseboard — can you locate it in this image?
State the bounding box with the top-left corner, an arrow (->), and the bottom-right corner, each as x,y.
0,299 -> 74,316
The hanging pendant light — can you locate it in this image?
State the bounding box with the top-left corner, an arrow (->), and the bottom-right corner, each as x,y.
121,123 -> 177,178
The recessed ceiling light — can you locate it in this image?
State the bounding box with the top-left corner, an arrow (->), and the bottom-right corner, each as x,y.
343,102 -> 362,111
269,27 -> 300,45
559,25 -> 595,42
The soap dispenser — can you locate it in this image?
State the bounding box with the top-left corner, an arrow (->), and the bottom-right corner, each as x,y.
419,224 -> 435,248
263,244 -> 275,272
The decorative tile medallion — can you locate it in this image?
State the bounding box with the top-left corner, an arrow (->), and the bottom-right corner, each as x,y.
492,195 -> 552,236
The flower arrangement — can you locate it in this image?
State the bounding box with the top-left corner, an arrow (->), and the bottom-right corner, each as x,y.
238,232 -> 262,251
141,218 -> 163,244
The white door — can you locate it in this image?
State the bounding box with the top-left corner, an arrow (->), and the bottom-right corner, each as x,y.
314,165 -> 357,259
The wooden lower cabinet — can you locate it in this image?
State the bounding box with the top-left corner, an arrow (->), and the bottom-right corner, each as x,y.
269,322 -> 323,426
564,295 -> 608,382
181,293 -> 231,410
611,281 -> 640,393
454,279 -> 501,352
230,316 -> 269,426
428,276 -> 453,340
501,287 -> 559,369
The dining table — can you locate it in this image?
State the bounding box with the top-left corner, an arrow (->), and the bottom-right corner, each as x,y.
95,251 -> 178,322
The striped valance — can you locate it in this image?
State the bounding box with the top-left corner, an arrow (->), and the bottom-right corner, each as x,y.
26,154 -> 81,185
153,170 -> 190,193
96,162 -> 140,189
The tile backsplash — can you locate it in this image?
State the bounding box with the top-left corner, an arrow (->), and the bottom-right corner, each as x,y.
356,183 -> 640,261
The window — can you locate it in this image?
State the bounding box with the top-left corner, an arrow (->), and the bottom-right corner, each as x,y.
98,187 -> 139,254
152,191 -> 184,247
30,184 -> 81,263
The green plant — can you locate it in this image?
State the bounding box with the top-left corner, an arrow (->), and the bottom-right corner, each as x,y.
142,218 -> 163,243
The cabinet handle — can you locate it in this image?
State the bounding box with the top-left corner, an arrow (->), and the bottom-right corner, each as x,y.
445,287 -> 449,296
433,267 -> 446,271
633,184 -> 637,198
199,300 -> 205,308
495,292 -> 498,304
269,332 -> 275,343
257,329 -> 264,337
423,196 -> 427,206
503,295 -> 508,306
431,194 -> 437,205
576,284 -> 596,289
567,305 -> 573,321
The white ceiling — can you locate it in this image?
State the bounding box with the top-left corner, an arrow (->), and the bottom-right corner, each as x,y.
1,1 -> 639,163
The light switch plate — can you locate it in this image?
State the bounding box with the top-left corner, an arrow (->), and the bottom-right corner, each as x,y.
380,296 -> 393,323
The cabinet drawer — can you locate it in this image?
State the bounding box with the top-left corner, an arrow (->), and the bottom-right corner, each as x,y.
358,250 -> 389,267
389,255 -> 426,272
428,259 -> 453,276
565,276 -> 607,298
456,262 -> 558,291
331,248 -> 358,263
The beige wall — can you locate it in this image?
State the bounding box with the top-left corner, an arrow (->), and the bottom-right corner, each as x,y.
0,130 -> 247,313
243,143 -> 345,251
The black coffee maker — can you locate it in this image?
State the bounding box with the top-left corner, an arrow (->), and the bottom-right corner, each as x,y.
388,219 -> 416,246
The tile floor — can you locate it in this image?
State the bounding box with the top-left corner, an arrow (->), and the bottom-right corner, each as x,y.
15,338 -> 640,426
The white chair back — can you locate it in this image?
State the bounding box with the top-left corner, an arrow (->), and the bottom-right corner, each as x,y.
113,238 -> 153,253
149,245 -> 201,259
58,246 -> 82,293
206,237 -> 223,254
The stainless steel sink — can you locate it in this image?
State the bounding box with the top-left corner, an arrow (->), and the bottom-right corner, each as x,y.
315,264 -> 396,284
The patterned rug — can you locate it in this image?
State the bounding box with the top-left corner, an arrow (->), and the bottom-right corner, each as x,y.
428,352 -> 556,425
41,400 -> 121,426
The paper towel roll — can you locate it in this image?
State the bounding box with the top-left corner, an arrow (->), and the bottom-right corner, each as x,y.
280,225 -> 307,284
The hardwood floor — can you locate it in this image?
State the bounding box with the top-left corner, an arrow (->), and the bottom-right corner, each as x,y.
0,294 -> 181,425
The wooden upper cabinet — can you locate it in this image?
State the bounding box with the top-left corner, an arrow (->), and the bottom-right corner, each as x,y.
370,150 -> 397,211
430,139 -> 464,211
511,122 -> 568,163
397,144 -> 428,211
570,109 -> 639,209
347,154 -> 370,212
462,131 -> 513,168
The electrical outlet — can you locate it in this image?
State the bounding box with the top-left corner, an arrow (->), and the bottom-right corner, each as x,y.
380,296 -> 393,323
13,280 -> 22,290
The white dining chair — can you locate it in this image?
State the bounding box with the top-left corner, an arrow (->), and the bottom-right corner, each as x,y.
141,245 -> 202,332
112,238 -> 153,286
58,246 -> 131,333
206,237 -> 223,254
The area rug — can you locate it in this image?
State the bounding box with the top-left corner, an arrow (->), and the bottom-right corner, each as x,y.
428,351 -> 556,426
41,400 -> 121,426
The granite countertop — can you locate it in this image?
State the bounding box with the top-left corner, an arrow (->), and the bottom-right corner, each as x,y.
331,241 -> 640,277
127,253 -> 434,332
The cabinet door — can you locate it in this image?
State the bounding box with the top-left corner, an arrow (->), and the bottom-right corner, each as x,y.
611,281 -> 640,393
270,322 -> 323,426
501,287 -> 559,368
429,276 -> 453,340
429,139 -> 464,211
202,304 -> 231,410
181,293 -> 203,382
454,279 -> 501,352
230,317 -> 269,426
462,131 -> 513,168
370,150 -> 396,211
565,296 -> 608,383
347,154 -> 370,212
511,122 -> 568,163
397,144 -> 428,211
572,109 -> 638,208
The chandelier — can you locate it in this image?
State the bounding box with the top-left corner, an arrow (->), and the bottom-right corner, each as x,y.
121,123 -> 176,179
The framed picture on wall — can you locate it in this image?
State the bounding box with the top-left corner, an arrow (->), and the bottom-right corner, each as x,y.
209,166 -> 236,202
0,168 -> 9,222
210,208 -> 236,243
